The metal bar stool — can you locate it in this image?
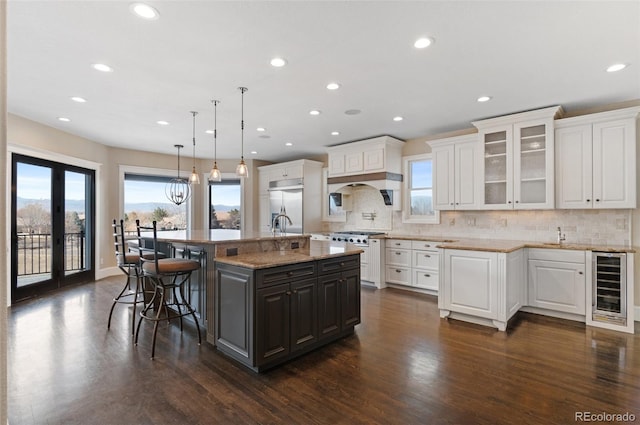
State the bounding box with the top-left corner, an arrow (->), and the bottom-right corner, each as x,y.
134,220 -> 202,359
107,219 -> 144,335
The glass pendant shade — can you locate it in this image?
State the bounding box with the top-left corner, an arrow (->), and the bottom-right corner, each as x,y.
208,99 -> 222,182
209,163 -> 222,182
189,166 -> 200,184
236,87 -> 249,178
166,144 -> 191,205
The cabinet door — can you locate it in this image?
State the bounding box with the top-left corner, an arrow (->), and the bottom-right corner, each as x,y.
413,269 -> 438,291
290,278 -> 318,351
479,126 -> 513,209
443,250 -> 498,319
593,119 -> 636,208
386,248 -> 411,267
385,265 -> 411,285
345,152 -> 364,174
360,245 -> 370,282
433,146 -> 455,210
555,125 -> 593,209
455,141 -> 479,210
328,154 -> 345,176
317,272 -> 341,340
528,259 -> 586,315
341,268 -> 361,328
256,284 -> 290,366
412,249 -> 439,270
513,119 -> 554,209
364,148 -> 385,172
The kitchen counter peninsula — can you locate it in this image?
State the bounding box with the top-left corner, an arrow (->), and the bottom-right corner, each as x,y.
214,240 -> 364,372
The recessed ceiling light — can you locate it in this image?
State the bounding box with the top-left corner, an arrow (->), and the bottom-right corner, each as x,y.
393,116 -> 404,122
205,129 -> 214,134
130,3 -> 160,20
309,110 -> 321,116
331,131 -> 340,136
257,127 -> 266,132
251,150 -> 258,155
606,63 -> 627,73
414,37 -> 434,49
345,109 -> 361,115
285,142 -> 293,147
259,135 -> 271,139
326,82 -> 341,90
270,57 -> 287,67
477,96 -> 492,103
58,117 -> 71,122
70,96 -> 86,103
92,63 -> 113,72
156,120 -> 169,126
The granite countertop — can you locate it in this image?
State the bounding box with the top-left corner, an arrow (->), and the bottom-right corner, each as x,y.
214,240 -> 364,269
385,234 -> 634,253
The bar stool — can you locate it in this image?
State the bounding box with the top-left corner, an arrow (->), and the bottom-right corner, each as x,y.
134,220 -> 202,359
107,219 -> 144,335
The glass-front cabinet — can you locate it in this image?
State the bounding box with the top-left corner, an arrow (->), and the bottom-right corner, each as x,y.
475,106 -> 561,210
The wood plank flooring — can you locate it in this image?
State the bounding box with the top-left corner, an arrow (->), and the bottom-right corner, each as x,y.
8,276 -> 640,425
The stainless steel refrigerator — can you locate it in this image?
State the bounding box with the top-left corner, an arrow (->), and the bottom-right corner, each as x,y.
269,179 -> 303,234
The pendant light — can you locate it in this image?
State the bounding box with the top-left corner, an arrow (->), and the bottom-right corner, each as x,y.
166,144 -> 191,205
189,111 -> 201,185
208,99 -> 222,182
236,87 -> 249,178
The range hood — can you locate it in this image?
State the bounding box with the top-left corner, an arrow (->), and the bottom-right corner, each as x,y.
328,172 -> 402,208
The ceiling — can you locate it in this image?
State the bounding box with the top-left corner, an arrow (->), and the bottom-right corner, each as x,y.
7,1 -> 640,163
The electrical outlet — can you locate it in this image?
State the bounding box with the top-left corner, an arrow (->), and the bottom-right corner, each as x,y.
466,218 -> 476,226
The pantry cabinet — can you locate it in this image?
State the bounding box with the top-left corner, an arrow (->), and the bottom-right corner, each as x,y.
473,106 -> 562,210
429,134 -> 479,210
555,107 -> 639,209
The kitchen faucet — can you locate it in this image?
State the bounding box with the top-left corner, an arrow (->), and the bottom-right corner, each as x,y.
557,226 -> 566,244
272,213 -> 293,236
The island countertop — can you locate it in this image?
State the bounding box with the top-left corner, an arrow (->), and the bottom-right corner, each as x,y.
142,229 -> 308,245
214,240 -> 363,269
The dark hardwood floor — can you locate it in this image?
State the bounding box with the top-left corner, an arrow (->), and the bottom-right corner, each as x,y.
8,276 -> 640,425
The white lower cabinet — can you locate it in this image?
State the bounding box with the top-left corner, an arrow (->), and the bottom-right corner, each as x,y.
439,248 -> 524,331
527,249 -> 586,315
365,238 -> 385,289
385,239 -> 440,293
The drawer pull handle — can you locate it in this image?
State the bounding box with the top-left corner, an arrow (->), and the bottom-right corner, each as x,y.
395,243 -> 401,246
286,290 -> 292,295
396,269 -> 402,273
396,252 -> 402,255
340,262 -> 345,267
424,274 -> 431,277
578,271 -> 583,275
424,254 -> 431,258
425,244 -> 431,248
287,271 -> 294,276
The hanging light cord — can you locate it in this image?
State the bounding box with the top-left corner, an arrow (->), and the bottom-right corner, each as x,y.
213,100 -> 218,165
240,87 -> 247,161
176,145 -> 181,177
192,111 -> 197,168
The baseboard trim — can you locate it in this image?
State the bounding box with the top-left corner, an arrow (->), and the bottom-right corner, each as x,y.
96,266 -> 120,281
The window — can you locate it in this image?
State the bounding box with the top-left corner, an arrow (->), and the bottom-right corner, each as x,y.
209,179 -> 241,230
123,173 -> 188,233
403,154 -> 439,224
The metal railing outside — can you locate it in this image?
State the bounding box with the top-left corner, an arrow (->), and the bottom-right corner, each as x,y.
16,232 -> 85,276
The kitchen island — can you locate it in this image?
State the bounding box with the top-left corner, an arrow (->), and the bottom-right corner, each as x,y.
214,241 -> 363,372
138,229 -> 318,344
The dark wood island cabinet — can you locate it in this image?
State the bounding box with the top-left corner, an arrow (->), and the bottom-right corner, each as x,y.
214,253 -> 361,372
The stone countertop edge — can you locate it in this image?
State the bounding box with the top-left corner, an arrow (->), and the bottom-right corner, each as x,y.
383,234 -> 635,253
214,243 -> 364,270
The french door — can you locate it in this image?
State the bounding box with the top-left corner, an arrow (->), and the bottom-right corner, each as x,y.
11,154 -> 95,303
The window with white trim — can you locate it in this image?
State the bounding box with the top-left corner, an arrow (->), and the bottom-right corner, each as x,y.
402,154 -> 439,224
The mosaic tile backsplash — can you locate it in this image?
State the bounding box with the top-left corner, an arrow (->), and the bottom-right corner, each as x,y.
324,186 -> 632,246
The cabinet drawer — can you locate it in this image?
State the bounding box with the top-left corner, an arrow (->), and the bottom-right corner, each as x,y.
318,255 -> 360,274
411,240 -> 439,251
387,239 -> 412,249
528,248 -> 585,263
386,248 -> 411,267
256,262 -> 316,287
414,270 -> 439,291
412,250 -> 439,269
386,266 -> 411,285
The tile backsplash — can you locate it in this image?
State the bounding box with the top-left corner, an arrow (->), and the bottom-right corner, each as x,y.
324,186 -> 632,246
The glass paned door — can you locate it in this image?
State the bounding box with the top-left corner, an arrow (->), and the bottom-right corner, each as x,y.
11,154 -> 95,303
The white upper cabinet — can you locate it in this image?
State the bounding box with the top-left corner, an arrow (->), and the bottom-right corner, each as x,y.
473,106 -> 561,210
327,136 -> 404,177
428,134 -> 479,210
555,107 -> 639,209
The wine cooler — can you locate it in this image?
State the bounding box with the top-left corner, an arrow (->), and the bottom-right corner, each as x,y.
592,252 -> 627,326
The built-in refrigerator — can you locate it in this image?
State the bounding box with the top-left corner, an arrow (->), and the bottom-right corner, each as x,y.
269,179 -> 303,234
